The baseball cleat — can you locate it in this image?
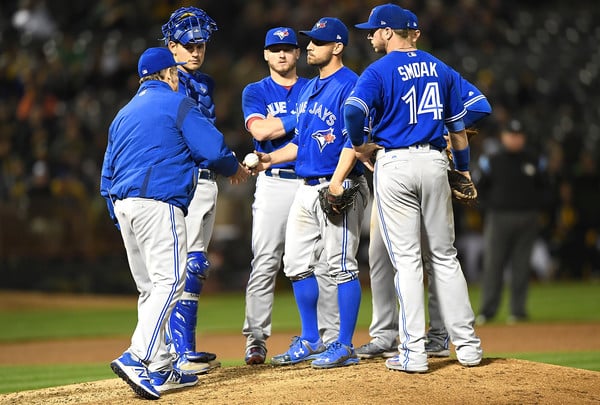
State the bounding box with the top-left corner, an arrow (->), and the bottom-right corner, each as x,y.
456,345 -> 483,367
245,345 -> 267,365
424,341 -> 450,358
355,341 -> 398,359
271,336 -> 325,366
110,352 -> 160,400
311,341 -> 359,369
149,368 -> 198,393
385,355 -> 428,373
175,355 -> 220,375
185,350 -> 217,363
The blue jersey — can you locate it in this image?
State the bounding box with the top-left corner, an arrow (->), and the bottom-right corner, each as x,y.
177,69 -> 234,172
100,80 -> 238,219
453,70 -> 491,128
346,50 -> 465,150
292,67 -> 364,178
241,76 -> 309,170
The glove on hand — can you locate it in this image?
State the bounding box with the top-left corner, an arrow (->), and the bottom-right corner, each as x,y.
447,170 -> 478,206
318,183 -> 360,218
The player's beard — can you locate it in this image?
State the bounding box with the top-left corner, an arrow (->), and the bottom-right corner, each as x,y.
307,53 -> 331,69
269,61 -> 294,77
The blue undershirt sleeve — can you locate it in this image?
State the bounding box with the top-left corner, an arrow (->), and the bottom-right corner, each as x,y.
344,104 -> 367,146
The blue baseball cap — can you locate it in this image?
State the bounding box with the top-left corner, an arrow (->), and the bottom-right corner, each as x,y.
264,27 -> 299,49
355,3 -> 409,30
137,47 -> 185,78
300,17 -> 348,45
405,9 -> 419,29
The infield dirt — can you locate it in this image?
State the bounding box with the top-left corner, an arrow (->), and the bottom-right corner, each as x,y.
0,293 -> 599,404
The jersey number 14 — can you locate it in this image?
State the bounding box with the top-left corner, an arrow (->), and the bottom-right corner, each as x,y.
401,83 -> 443,124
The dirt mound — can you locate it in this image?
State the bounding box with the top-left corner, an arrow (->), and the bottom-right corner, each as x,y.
1,292 -> 599,404
2,358 -> 599,404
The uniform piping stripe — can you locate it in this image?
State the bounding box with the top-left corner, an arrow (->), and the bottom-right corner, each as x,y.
463,95 -> 486,108
340,179 -> 350,276
374,171 -> 411,367
345,96 -> 369,114
445,107 -> 467,123
143,204 -> 181,361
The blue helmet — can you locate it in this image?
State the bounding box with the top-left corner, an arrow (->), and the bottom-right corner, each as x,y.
161,7 -> 218,45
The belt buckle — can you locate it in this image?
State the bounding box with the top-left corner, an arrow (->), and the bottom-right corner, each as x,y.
410,143 -> 430,152
199,169 -> 215,181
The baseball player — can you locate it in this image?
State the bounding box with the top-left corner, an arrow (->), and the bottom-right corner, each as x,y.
101,47 -> 247,399
161,6 -> 233,374
254,17 -> 370,369
346,3 -> 482,372
356,8 -> 492,360
241,27 -> 339,365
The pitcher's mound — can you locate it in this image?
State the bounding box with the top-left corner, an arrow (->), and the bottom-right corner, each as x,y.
3,358 -> 599,404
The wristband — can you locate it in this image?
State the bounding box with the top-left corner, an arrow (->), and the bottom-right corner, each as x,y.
280,115 -> 296,134
451,146 -> 470,171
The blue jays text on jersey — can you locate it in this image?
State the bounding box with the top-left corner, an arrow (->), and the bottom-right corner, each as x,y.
292,66 -> 365,179
297,101 -> 337,127
242,76 -> 309,170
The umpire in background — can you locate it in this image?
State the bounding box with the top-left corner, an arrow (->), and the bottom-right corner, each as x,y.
476,119 -> 548,325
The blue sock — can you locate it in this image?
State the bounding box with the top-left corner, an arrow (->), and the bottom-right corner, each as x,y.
337,278 -> 361,346
291,275 -> 320,343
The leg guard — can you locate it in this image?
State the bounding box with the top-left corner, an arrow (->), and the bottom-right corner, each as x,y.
169,252 -> 215,362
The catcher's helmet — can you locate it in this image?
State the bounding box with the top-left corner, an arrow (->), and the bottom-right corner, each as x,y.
161,7 -> 218,45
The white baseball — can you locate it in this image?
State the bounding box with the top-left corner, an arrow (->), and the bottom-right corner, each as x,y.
243,153 -> 259,168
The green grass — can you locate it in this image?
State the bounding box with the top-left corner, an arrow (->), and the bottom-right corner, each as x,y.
0,281 -> 599,394
490,351 -> 600,371
0,364 -> 114,394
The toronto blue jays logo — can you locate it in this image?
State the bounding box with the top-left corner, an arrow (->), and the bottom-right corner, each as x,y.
311,128 -> 336,152
315,20 -> 327,29
273,29 -> 290,40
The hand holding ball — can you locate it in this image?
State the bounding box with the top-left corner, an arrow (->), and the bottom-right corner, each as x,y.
243,153 -> 259,169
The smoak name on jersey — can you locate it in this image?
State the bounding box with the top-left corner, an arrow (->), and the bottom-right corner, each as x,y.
346,50 -> 465,150
397,60 -> 438,81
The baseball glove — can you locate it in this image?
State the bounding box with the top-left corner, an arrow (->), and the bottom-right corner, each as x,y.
318,184 -> 360,218
447,170 -> 478,206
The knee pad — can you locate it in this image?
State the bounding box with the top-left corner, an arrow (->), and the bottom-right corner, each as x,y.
169,252 -> 210,355
183,251 -> 210,296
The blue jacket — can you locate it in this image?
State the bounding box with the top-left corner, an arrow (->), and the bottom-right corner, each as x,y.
100,80 -> 238,223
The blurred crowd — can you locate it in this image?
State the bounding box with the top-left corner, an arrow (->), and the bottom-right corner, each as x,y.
1,0 -> 599,292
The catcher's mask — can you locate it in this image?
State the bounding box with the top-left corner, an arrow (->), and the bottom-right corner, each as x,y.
161,7 -> 218,45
